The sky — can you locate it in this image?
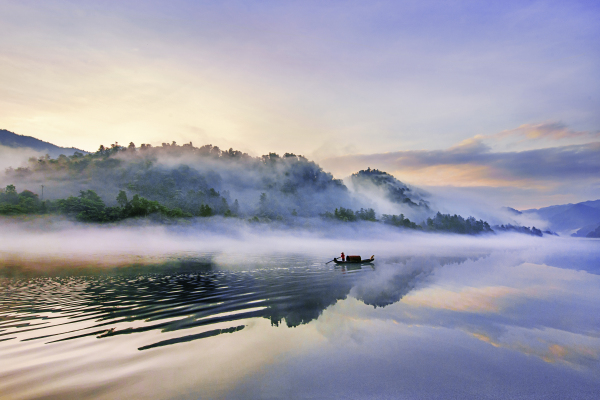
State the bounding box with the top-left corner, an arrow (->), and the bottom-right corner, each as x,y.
1,0 -> 599,208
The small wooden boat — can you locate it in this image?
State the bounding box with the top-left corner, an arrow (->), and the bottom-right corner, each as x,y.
332,255 -> 375,265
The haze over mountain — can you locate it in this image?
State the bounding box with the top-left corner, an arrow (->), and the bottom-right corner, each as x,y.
1,130 -> 598,238
522,200 -> 600,235
0,132 -> 496,235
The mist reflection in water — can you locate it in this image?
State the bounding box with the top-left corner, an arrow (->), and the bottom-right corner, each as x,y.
1,255 -> 371,350
1,247 -> 599,399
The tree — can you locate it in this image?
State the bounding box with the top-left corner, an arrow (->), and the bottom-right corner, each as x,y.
220,197 -> 229,214
258,192 -> 268,216
199,204 -> 213,217
117,190 -> 128,208
3,184 -> 18,204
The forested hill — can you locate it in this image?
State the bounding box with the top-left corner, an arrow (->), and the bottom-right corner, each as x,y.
0,140 -> 547,235
0,129 -> 88,158
350,168 -> 429,210
2,141 -> 354,220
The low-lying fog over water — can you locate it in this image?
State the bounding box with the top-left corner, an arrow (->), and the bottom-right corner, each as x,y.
1,222 -> 599,399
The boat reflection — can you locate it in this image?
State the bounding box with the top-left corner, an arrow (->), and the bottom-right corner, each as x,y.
0,255 -> 481,353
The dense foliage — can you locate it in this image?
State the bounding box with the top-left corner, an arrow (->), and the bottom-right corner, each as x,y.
2,142 -> 504,235
0,185 -> 190,222
0,184 -> 47,215
323,207 -> 377,222
424,212 -> 493,234
5,142 -> 349,219
381,213 -> 420,229
494,224 -> 543,237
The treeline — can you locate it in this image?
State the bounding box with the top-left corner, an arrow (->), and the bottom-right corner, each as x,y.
58,190 -> 191,222
323,207 -> 377,222
0,185 -> 191,222
323,207 -> 493,235
6,141 -> 349,219
4,182 -> 541,238
0,185 -> 46,215
2,142 -> 526,236
493,224 -> 544,237
381,213 -> 420,229
424,212 -> 493,234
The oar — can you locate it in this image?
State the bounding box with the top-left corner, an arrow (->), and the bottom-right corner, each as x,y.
325,259 -> 335,264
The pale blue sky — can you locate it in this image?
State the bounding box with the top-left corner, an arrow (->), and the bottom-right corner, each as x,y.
1,0 -> 599,206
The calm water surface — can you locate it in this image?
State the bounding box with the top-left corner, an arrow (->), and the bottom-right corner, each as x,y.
1,244 -> 600,399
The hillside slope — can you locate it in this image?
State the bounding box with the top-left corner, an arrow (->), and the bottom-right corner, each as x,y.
0,129 -> 88,158
522,201 -> 600,234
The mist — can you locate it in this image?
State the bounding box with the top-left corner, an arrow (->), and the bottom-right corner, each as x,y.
0,144 -> 43,173
1,142 -> 541,236
3,209 -> 599,400
0,215 -> 587,274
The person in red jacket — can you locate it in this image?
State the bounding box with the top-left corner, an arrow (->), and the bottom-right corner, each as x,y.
341,252 -> 345,261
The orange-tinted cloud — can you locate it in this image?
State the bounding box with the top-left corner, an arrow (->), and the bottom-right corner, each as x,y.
402,286 -> 520,313
496,122 -> 600,141
321,141 -> 600,189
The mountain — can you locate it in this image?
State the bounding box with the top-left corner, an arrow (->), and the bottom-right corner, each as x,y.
2,143 -> 355,219
586,225 -> 600,238
502,207 -> 522,215
573,221 -> 600,238
522,201 -> 600,234
349,168 -> 429,209
578,200 -> 600,210
0,129 -> 88,158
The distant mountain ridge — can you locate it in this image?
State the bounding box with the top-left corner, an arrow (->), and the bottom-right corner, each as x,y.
0,129 -> 88,158
521,200 -> 600,235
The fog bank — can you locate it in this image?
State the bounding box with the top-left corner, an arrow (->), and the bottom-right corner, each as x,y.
1,217 -> 594,274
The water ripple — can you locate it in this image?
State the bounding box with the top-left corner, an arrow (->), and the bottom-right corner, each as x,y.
0,256 -> 373,351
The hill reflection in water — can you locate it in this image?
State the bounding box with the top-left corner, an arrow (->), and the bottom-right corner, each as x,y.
1,245 -> 600,400
2,254 -> 475,355
1,255 -> 401,352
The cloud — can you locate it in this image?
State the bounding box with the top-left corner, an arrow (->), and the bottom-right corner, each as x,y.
496,122 -> 600,142
321,141 -> 600,188
472,122 -> 600,153
1,2 -> 599,156
320,125 -> 600,208
402,285 -> 521,313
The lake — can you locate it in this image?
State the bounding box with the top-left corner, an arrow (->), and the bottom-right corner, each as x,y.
1,232 -> 599,399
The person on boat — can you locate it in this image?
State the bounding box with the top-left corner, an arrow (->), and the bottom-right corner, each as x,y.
341,252 -> 345,261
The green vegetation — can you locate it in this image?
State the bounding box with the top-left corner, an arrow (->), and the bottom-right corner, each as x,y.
2,142 -> 499,234
198,204 -> 214,217
0,184 -> 49,215
381,213 -> 420,229
0,185 -> 191,222
5,142 -> 346,219
323,207 -> 376,222
424,212 -> 492,234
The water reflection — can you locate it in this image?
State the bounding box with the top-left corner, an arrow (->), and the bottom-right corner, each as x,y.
1,246 -> 599,399
1,254 -> 476,354
1,255 -> 389,353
